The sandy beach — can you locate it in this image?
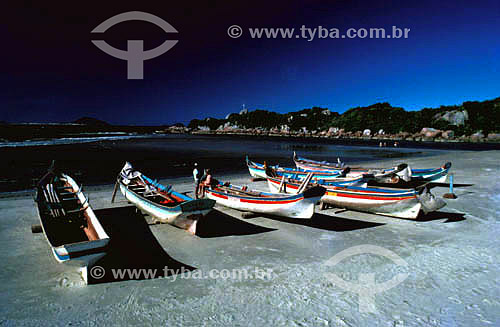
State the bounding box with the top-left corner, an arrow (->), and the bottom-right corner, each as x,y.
0,150 -> 499,326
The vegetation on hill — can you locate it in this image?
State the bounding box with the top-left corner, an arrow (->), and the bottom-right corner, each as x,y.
188,97 -> 500,135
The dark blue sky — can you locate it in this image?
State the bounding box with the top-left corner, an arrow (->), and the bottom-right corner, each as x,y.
2,0 -> 499,125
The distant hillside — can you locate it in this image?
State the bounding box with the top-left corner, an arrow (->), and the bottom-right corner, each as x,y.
73,117 -> 110,126
188,97 -> 500,136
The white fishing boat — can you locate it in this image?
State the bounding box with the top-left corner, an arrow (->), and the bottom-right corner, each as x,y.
293,152 -> 451,182
114,162 -> 215,234
267,175 -> 446,219
34,163 -> 110,284
204,173 -> 325,219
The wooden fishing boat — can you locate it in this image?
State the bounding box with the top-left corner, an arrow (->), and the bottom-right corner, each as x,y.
34,162 -> 110,284
293,152 -> 347,172
266,175 -> 446,219
203,174 -> 326,219
246,156 -> 341,180
408,163 -> 452,183
259,157 -> 411,186
293,152 -> 451,182
263,166 -> 365,186
113,162 -> 215,235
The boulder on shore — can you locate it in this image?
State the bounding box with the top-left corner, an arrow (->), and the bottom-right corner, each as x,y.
421,127 -> 442,138
471,131 -> 484,142
487,133 -> 500,140
442,130 -> 455,139
434,110 -> 468,126
280,125 -> 290,133
327,127 -> 339,136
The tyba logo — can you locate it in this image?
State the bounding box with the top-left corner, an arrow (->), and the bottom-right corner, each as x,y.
324,244 -> 409,313
91,11 -> 178,79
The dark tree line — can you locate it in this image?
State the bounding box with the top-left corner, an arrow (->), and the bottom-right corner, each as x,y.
188,97 -> 500,135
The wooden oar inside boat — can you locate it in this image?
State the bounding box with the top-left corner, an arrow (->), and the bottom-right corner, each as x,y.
296,172 -> 314,194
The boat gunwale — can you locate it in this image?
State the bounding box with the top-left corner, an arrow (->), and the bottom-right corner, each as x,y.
266,176 -> 418,196
207,184 -> 305,202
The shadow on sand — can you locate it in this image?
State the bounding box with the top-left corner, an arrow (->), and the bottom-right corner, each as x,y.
428,182 -> 474,189
254,212 -> 384,232
417,210 -> 467,223
196,209 -> 277,238
89,206 -> 195,284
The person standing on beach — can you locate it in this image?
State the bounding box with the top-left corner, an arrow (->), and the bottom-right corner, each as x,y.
193,163 -> 201,199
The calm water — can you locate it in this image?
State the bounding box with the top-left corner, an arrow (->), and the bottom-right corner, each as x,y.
0,134 -> 448,192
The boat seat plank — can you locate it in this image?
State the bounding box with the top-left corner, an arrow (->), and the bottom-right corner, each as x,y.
61,196 -> 79,201
56,186 -> 73,190
46,184 -> 66,217
143,194 -> 158,198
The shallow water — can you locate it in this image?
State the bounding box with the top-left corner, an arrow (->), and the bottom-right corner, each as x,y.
0,134 -> 444,193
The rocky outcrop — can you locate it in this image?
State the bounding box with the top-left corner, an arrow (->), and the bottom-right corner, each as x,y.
420,127 -> 442,138
165,125 -> 190,133
280,125 -> 290,133
186,125 -> 500,142
327,127 -> 339,136
434,110 -> 468,126
487,133 -> 500,140
470,131 -> 485,142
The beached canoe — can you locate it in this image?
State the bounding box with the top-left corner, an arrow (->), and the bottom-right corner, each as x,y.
246,156 -> 341,180
266,175 -> 446,219
204,179 -> 326,219
258,156 -> 412,186
293,152 -> 347,172
293,152 -> 451,182
263,166 -> 365,186
266,168 -> 434,190
34,163 -> 110,283
114,162 -> 215,235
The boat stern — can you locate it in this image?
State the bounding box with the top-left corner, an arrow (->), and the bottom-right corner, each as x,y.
418,187 -> 447,214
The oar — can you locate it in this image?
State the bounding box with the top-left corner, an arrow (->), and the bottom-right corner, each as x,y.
111,175 -> 120,203
278,175 -> 286,193
296,172 -> 313,194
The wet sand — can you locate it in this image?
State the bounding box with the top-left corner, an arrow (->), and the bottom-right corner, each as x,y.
0,150 -> 499,326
